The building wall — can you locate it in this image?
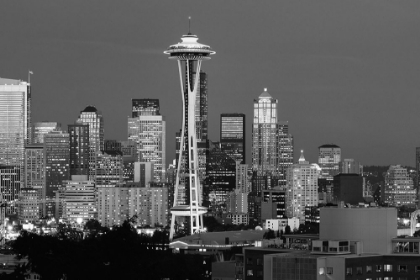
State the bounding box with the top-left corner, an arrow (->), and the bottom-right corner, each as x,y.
320,208 -> 397,254
332,174 -> 364,204
134,162 -> 154,187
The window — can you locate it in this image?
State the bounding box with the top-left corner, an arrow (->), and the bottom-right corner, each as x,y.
357,267 -> 363,275
247,270 -> 253,276
384,278 -> 393,280
416,265 -> 420,273
398,278 -> 407,280
366,266 -> 372,273
346,267 -> 352,276
256,258 -> 262,266
246,258 -> 253,265
398,265 -> 407,272
256,270 -> 263,277
384,265 -> 393,272
376,265 -> 382,272
327,267 -> 333,275
319,268 -> 325,275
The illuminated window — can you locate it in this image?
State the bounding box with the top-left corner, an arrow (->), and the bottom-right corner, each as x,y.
384,265 -> 393,272
246,270 -> 253,276
319,268 -> 325,275
376,265 -> 382,272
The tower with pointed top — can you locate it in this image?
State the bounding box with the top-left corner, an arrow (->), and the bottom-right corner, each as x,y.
164,27 -> 215,240
286,150 -> 321,221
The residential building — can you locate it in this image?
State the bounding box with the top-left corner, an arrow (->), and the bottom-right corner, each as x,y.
17,188 -> 39,222
60,175 -> 96,224
383,165 -> 417,206
286,150 -> 321,221
220,113 -> 245,164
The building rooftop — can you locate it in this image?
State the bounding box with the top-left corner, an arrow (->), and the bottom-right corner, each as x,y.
259,88 -> 272,99
81,105 -> 98,113
171,230 -> 265,247
0,77 -> 26,85
319,144 -> 340,148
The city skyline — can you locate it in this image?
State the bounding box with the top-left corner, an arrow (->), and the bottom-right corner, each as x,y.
0,1 -> 419,166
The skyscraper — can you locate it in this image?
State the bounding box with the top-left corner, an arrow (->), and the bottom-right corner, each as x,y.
0,78 -> 31,211
68,124 -> 90,176
277,121 -> 294,187
286,150 -> 321,221
165,30 -> 215,239
252,88 -> 278,176
96,150 -> 123,187
132,99 -> 160,117
76,106 -> 104,180
416,147 -> 420,195
318,144 -> 341,179
24,144 -> 45,217
44,130 -> 70,218
32,122 -> 61,144
220,113 -> 245,164
128,100 -> 166,182
339,158 -> 363,174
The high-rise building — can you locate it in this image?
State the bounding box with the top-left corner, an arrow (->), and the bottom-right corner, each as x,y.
76,106 -> 104,180
318,144 -> 341,179
119,140 -> 137,182
277,121 -> 294,187
286,150 -> 321,221
339,158 -> 363,174
236,162 -> 249,193
332,174 -> 364,205
59,175 -> 96,224
24,145 -> 45,216
165,31 -> 214,239
0,165 -> 20,214
220,113 -> 245,164
18,188 -> 39,222
252,88 -> 278,176
128,114 -> 166,182
32,122 -> 61,144
416,147 -> 420,194
96,151 -> 123,187
104,140 -> 121,152
383,165 -> 417,206
0,78 -> 31,211
226,189 -> 248,214
205,141 -> 236,212
68,124 -> 90,176
44,130 -> 70,218
261,187 -> 287,221
132,99 -> 160,117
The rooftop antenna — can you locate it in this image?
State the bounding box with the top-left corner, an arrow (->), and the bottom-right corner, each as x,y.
188,16 -> 191,34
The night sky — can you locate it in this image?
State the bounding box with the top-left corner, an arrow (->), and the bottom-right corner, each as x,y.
1,1 -> 419,166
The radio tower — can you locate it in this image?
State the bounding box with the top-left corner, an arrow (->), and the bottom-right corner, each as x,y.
164,19 -> 215,240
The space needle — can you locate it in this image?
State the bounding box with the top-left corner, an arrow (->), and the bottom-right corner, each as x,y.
164,19 -> 215,240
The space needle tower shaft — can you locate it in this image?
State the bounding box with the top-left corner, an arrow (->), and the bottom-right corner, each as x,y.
164,21 -> 215,240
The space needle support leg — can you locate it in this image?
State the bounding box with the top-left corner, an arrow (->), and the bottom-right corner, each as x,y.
169,60 -> 187,242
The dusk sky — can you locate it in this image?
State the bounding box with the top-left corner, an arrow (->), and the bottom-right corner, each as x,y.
1,1 -> 419,166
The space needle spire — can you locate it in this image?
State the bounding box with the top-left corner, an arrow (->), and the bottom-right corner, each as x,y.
164,22 -> 215,240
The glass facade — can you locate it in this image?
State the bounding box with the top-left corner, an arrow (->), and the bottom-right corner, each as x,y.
0,79 -> 31,212
32,122 -> 61,144
318,144 -> 341,179
220,113 -> 245,164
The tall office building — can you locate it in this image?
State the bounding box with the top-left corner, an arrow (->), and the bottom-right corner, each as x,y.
0,78 -> 31,211
416,147 -> 420,195
132,99 -> 160,117
220,113 -> 245,164
236,162 -> 249,193
286,150 -> 321,221
318,144 -> 341,179
68,124 -> 90,176
24,145 -> 45,217
96,151 -> 123,187
383,165 -> 417,206
119,140 -> 137,182
0,165 -> 21,214
44,130 -> 70,218
277,121 -> 294,187
76,106 -> 104,180
128,111 -> 166,182
339,159 -> 363,174
252,88 -> 278,176
32,122 -> 61,144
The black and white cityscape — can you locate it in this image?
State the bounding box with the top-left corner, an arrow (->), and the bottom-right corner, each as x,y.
0,1 -> 420,279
